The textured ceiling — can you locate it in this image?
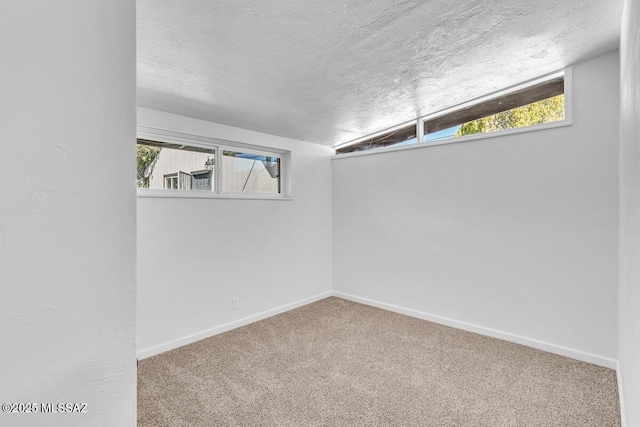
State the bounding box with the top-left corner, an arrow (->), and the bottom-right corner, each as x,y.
137,0 -> 623,147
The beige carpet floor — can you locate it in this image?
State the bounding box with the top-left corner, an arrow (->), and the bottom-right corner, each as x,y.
138,297 -> 620,426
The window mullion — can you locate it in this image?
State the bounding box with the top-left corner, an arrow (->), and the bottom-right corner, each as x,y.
215,145 -> 222,194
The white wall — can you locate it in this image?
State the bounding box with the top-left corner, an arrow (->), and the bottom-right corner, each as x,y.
618,0 -> 640,423
0,2 -> 136,427
333,51 -> 620,365
137,108 -> 333,357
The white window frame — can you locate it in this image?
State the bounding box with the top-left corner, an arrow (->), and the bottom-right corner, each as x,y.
137,126 -> 292,200
163,173 -> 178,190
333,67 -> 573,159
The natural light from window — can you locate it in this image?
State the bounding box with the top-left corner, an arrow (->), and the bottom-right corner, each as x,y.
336,72 -> 567,154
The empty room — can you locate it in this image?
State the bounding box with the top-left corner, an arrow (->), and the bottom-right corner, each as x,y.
2,0 -> 639,426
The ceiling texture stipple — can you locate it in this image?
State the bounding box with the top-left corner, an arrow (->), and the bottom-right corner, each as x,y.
137,0 -> 624,147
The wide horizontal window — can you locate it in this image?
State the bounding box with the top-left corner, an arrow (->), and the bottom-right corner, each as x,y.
136,135 -> 288,198
336,70 -> 569,154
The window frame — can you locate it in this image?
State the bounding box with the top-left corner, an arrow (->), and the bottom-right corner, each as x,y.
163,173 -> 178,190
333,67 -> 573,158
136,126 -> 292,200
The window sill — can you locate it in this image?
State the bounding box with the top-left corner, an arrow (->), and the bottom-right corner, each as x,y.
332,119 -> 572,160
137,188 -> 292,201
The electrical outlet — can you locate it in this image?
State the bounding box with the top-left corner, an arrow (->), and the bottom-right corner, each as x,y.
231,297 -> 239,310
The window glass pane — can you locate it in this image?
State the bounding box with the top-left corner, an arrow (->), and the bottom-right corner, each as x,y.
137,140 -> 215,191
336,123 -> 417,154
444,94 -> 564,140
423,77 -> 564,142
222,150 -> 280,193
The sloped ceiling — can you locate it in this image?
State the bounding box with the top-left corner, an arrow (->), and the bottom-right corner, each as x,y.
137,0 -> 623,147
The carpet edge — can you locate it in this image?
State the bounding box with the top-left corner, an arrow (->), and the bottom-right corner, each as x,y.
137,290 -> 334,360
333,291 -> 618,370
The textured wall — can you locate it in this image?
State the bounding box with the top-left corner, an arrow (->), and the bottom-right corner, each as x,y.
618,0 -> 640,423
333,51 -> 619,364
136,108 -> 333,357
0,1 -> 136,426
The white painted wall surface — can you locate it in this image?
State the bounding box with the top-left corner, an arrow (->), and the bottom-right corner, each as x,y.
618,0 -> 640,423
137,108 -> 333,356
333,51 -> 619,362
0,2 -> 136,427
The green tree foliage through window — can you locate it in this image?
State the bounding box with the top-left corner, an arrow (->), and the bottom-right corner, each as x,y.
137,145 -> 160,188
456,95 -> 565,138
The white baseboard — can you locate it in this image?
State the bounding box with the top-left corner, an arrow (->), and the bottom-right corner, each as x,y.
137,291 -> 333,360
617,362 -> 626,427
138,289 -> 617,371
333,291 -> 617,369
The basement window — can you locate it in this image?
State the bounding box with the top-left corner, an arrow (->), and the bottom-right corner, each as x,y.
137,140 -> 215,191
336,122 -> 417,153
136,130 -> 290,199
421,74 -> 565,143
222,151 -> 281,194
336,70 -> 569,154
